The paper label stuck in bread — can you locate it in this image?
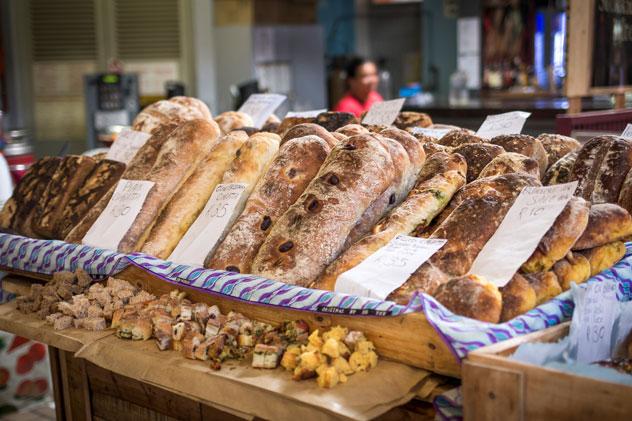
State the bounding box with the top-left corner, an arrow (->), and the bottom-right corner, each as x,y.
285,109 -> 327,118
362,98 -> 406,126
82,179 -> 155,251
238,94 -> 287,129
621,124 -> 632,140
468,181 -> 577,287
335,235 -> 446,300
168,183 -> 247,266
106,129 -> 151,163
409,127 -> 452,140
476,111 -> 531,139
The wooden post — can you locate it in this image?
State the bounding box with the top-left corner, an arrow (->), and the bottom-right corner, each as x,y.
568,97 -> 582,114
614,93 -> 626,109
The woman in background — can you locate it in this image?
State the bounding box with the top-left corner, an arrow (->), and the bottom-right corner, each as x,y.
334,57 -> 383,117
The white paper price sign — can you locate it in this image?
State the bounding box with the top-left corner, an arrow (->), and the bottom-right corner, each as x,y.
409,127 -> 452,140
362,98 -> 406,126
82,179 -> 155,251
285,109 -> 326,118
468,182 -> 577,287
106,129 -> 151,164
476,111 -> 531,139
168,183 -> 247,266
574,281 -> 618,363
621,124 -> 632,140
238,94 -> 286,129
335,235 -> 446,299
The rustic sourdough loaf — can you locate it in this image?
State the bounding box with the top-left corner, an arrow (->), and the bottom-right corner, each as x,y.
478,152 -> 540,179
451,143 -> 504,182
490,134 -> 548,178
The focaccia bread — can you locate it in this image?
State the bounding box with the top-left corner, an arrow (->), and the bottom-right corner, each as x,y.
543,151 -> 578,185
438,129 -> 485,148
33,155 -> 97,239
281,123 -> 339,148
578,241 -> 626,277
553,251 -> 591,290
523,271 -> 562,305
313,152 -> 466,291
434,275 -> 502,323
335,124 -> 369,137
591,137 -> 632,203
64,123 -> 178,243
207,135 -> 330,273
573,203 -> 632,250
214,111 -> 254,134
452,143 -> 504,182
490,134 -> 548,178
277,117 -> 316,137
140,130 -> 248,259
55,159 -> 126,239
116,119 -> 221,253
252,134 -> 395,286
536,133 -> 581,169
0,157 -> 62,235
315,111 -> 358,132
478,152 -> 540,179
500,273 -> 537,322
168,96 -> 213,121
393,111 -> 432,130
571,135 -> 616,200
521,196 -> 590,273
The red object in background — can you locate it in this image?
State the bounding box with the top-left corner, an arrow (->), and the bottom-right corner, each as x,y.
15,355 -> 33,375
27,344 -> 46,362
3,130 -> 35,183
14,378 -> 47,400
7,336 -> 29,353
0,368 -> 9,388
334,91 -> 383,118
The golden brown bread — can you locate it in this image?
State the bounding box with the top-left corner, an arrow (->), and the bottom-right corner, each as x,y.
422,142 -> 452,158
313,152 -> 466,291
207,135 -> 330,273
315,111 -> 358,132
490,134 -> 548,178
131,99 -> 199,134
214,111 -> 254,134
393,112 -> 432,130
434,275 -> 502,323
252,134 -> 395,286
451,143 -> 504,182
168,96 -> 213,121
478,152 -> 540,179
523,271 -> 562,305
277,117 -> 316,137
553,252 -> 592,290
536,133 -> 581,169
500,274 -> 537,322
592,137 -> 632,203
521,196 -> 590,273
140,131 -> 248,259
281,123 -> 339,148
571,135 -> 617,200
543,151 -> 578,185
578,241 -> 626,277
573,203 -> 632,250
331,132 -> 347,142
335,124 -> 369,137
438,129 -> 485,148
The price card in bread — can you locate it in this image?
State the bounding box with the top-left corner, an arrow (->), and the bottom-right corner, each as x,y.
106,129 -> 151,164
476,111 -> 531,139
621,124 -> 632,140
409,127 -> 452,140
238,94 -> 287,129
168,183 -> 247,266
285,109 -> 327,118
82,179 -> 155,251
468,181 -> 577,287
361,98 -> 406,126
335,236 -> 446,300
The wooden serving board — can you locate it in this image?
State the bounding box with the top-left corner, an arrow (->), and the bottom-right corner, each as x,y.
0,265 -> 462,377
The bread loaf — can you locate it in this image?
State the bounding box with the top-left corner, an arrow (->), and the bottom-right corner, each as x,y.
553,252 -> 591,290
33,156 -> 97,239
423,142 -> 452,158
543,151 -> 578,185
617,168 -> 632,213
490,134 -> 548,178
331,132 -> 347,142
438,129 -> 485,148
500,274 -> 537,322
313,152 -> 466,291
281,123 -> 339,148
570,135 -> 616,199
434,275 -> 502,323
277,117 -> 316,137
168,96 -> 213,121
536,133 -> 581,169
335,124 -> 369,137
214,111 -> 254,135
207,135 -> 330,273
252,134 -> 395,286
315,111 -> 358,132
452,143 -> 504,182
573,203 -> 632,250
55,159 -> 126,239
523,271 -> 562,305
521,196 -> 590,273
478,152 -> 540,179
131,100 -> 193,134
578,241 -> 626,276
393,111 -> 432,130
116,119 -> 221,253
592,137 -> 632,203
140,131 -> 248,259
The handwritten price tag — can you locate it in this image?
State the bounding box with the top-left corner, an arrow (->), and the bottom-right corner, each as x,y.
335,235 -> 446,299
621,124 -> 632,140
409,127 -> 452,140
82,179 -> 155,251
285,109 -> 326,118
168,183 -> 247,266
106,129 -> 151,164
574,281 -> 618,363
238,94 -> 286,129
468,182 -> 577,287
476,111 -> 531,139
362,98 -> 405,126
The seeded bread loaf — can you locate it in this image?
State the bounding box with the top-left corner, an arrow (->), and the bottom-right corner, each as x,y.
478,152 -> 540,179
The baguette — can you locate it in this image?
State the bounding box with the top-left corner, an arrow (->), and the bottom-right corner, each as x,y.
207,135 -> 330,272
140,131 -> 248,259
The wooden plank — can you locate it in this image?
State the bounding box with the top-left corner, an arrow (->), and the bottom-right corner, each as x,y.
0,265 -> 52,282
565,0 -> 595,98
61,350 -> 93,421
1,275 -> 41,296
91,392 -> 180,421
462,362 -> 523,421
48,347 -> 66,421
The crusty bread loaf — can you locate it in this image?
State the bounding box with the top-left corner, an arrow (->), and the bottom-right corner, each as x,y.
523,271 -> 562,305
521,196 -> 590,273
168,96 -> 213,121
214,111 -> 254,134
617,167 -> 632,213
578,241 -> 626,277
207,135 -> 330,273
573,203 -> 632,250
592,137 -> 632,203
252,134 -> 395,286
277,117 -> 316,137
543,151 -> 578,185
423,142 -> 452,158
131,100 -> 194,134
500,273 -> 537,322
393,111 -> 432,130
438,129 -> 485,148
313,152 -> 466,291
140,131 -> 248,259
490,134 -> 548,178
116,119 -> 221,253
553,252 -> 591,290
315,111 -> 358,132
281,123 -> 339,148
64,123 -> 178,243
478,152 -> 540,179
434,275 -> 502,323
331,132 -> 347,142
55,159 -> 126,239
335,124 -> 369,137
536,133 -> 581,169
452,143 -> 504,182
570,135 -> 616,200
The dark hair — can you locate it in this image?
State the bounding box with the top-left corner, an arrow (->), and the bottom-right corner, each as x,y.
345,57 -> 374,79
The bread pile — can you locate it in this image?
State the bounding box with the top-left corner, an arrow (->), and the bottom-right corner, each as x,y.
3,98 -> 632,325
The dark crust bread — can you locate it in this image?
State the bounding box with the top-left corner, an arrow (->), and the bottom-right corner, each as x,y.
393,111 -> 433,130
591,137 -> 632,204
315,111 -> 359,132
438,129 -> 485,148
543,151 -> 578,185
571,135 -> 617,200
478,152 -> 541,180
490,134 -> 548,178
537,133 -> 581,169
277,117 -> 316,136
434,275 -> 502,323
573,203 -> 632,250
452,143 -> 505,182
